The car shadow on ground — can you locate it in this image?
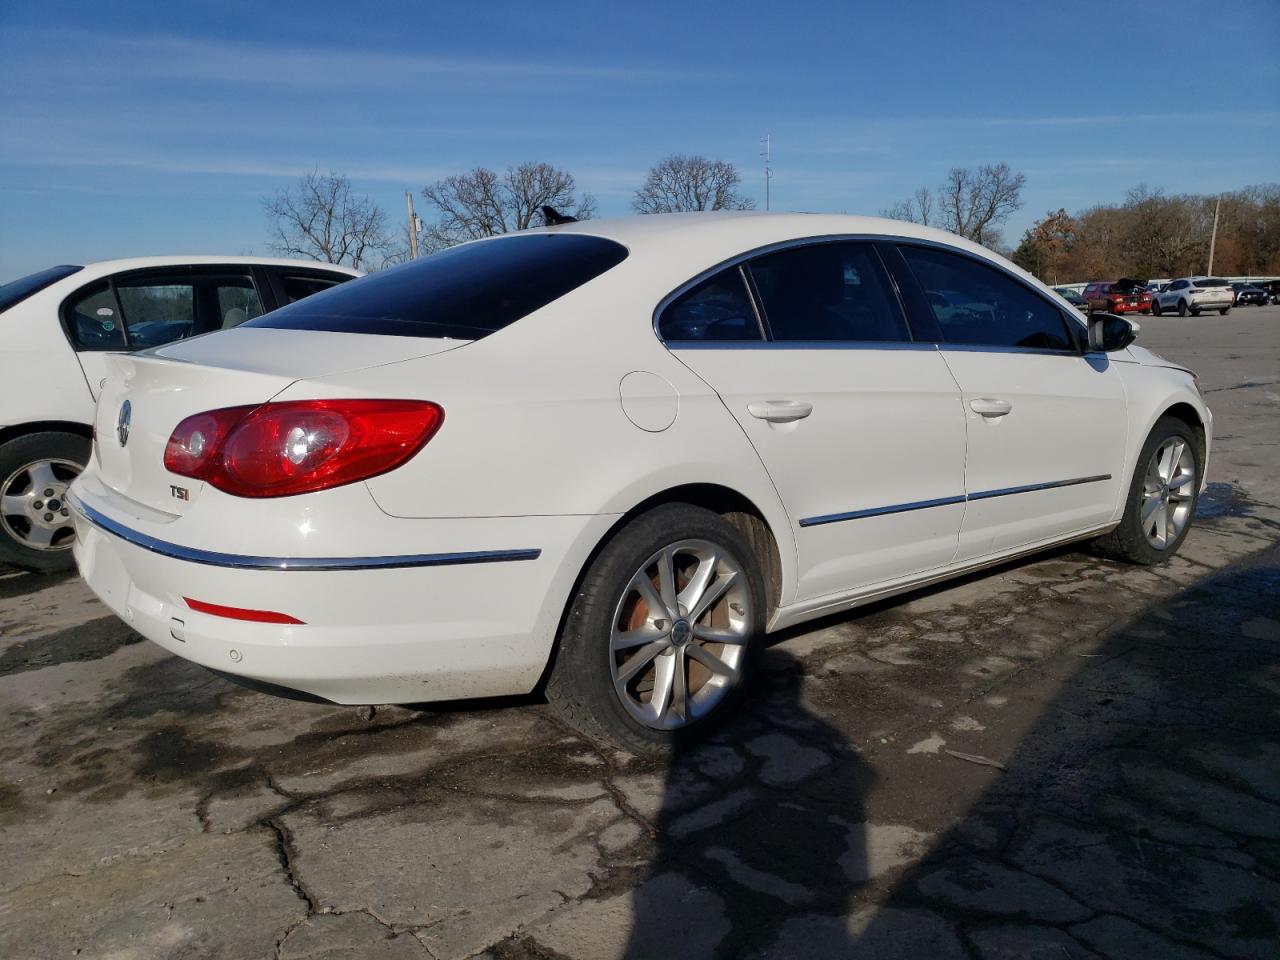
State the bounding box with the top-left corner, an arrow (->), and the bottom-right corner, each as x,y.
615,552 -> 1280,959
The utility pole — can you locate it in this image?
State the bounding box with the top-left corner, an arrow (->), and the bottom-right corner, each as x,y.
405,191 -> 420,260
760,134 -> 773,211
1206,195 -> 1221,275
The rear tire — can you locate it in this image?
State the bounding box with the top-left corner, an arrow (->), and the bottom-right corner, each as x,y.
545,503 -> 766,754
1177,299 -> 1188,317
1219,307 -> 1230,316
1092,416 -> 1199,565
0,432 -> 89,574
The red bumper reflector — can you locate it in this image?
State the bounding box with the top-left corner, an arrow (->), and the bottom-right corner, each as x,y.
183,597 -> 305,625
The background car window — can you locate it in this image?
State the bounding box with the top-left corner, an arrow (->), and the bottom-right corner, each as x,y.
658,268 -> 761,341
114,280 -> 196,348
64,281 -> 127,349
900,245 -> 1073,351
279,274 -> 346,304
748,243 -> 909,342
215,277 -> 265,328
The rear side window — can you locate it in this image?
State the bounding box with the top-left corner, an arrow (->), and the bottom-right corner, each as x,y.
0,265 -> 82,313
748,242 -> 909,342
248,234 -> 628,339
659,267 -> 762,341
900,245 -> 1074,352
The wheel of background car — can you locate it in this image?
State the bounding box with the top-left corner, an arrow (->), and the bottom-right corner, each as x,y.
1191,307 -> 1201,316
1219,307 -> 1230,316
1178,299 -> 1188,317
544,503 -> 765,754
0,431 -> 90,574
1092,416 -> 1199,565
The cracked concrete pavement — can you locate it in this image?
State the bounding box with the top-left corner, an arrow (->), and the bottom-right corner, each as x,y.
2,307 -> 1278,959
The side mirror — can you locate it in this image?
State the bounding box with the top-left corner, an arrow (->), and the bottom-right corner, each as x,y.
1088,312 -> 1138,352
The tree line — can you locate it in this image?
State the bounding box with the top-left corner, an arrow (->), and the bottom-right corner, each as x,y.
1011,184 -> 1280,283
262,161 -> 1279,282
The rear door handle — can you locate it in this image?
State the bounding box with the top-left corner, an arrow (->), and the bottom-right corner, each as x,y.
970,397 -> 1013,418
747,399 -> 814,423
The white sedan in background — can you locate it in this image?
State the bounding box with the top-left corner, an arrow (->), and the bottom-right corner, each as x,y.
0,256 -> 359,571
68,213 -> 1211,752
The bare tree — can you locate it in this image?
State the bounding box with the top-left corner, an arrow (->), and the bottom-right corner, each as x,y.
881,186 -> 934,227
633,155 -> 755,214
420,162 -> 596,248
883,163 -> 1026,247
263,171 -> 391,269
941,163 -> 1026,246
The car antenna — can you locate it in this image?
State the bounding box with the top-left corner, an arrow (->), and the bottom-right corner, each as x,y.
541,205 -> 577,226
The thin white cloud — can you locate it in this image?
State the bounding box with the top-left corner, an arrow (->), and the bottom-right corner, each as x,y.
2,28 -> 711,90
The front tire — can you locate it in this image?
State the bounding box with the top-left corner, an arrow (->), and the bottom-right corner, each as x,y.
545,504 -> 766,754
1152,300 -> 1162,316
1093,416 -> 1199,565
0,432 -> 90,573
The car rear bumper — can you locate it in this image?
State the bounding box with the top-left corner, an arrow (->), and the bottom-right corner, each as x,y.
69,488 -> 615,704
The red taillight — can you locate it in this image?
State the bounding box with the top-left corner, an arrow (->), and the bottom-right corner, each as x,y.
184,597 -> 305,624
164,399 -> 443,498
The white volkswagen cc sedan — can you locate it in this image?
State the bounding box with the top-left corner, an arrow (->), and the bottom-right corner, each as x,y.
69,213 -> 1211,752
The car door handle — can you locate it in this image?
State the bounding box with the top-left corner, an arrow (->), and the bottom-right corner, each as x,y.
747,400 -> 814,423
970,397 -> 1013,418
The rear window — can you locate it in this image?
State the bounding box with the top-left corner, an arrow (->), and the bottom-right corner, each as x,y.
1197,278 -> 1229,287
0,265 -> 82,313
247,234 -> 628,339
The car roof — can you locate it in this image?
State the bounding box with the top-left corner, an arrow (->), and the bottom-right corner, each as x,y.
68,255 -> 363,276
526,210 -> 1000,263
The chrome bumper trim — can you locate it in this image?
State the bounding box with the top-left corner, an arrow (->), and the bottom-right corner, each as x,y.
68,493 -> 541,571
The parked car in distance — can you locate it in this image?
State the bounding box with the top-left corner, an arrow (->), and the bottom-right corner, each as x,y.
1260,280 -> 1280,304
1151,277 -> 1234,317
1231,282 -> 1267,306
1082,278 -> 1153,315
1054,286 -> 1089,312
67,212 -> 1212,753
0,257 -> 361,571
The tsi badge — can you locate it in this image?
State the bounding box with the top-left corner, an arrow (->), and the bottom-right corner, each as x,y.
116,399 -> 132,447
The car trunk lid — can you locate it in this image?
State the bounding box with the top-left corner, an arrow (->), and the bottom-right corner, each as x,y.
92,329 -> 462,514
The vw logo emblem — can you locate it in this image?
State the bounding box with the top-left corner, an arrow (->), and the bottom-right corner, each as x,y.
116,399 -> 132,447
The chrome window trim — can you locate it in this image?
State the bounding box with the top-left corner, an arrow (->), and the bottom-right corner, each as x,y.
667,339 -> 940,352
69,494 -> 541,571
798,474 -> 1112,528
652,232 -> 1088,354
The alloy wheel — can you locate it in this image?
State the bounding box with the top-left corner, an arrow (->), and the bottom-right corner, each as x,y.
1140,437 -> 1195,549
609,539 -> 751,730
0,458 -> 81,552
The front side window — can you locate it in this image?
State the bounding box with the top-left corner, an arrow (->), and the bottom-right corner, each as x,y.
248,234 -> 628,339
900,245 -> 1074,351
658,267 -> 761,341
215,277 -> 266,329
748,242 -> 909,342
114,278 -> 196,348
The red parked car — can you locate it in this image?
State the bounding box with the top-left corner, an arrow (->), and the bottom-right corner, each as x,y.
1082,278 -> 1153,315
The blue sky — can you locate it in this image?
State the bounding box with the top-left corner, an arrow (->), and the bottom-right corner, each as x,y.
2,0 -> 1277,281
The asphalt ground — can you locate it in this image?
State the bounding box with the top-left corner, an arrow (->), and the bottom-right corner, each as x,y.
2,303 -> 1278,959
